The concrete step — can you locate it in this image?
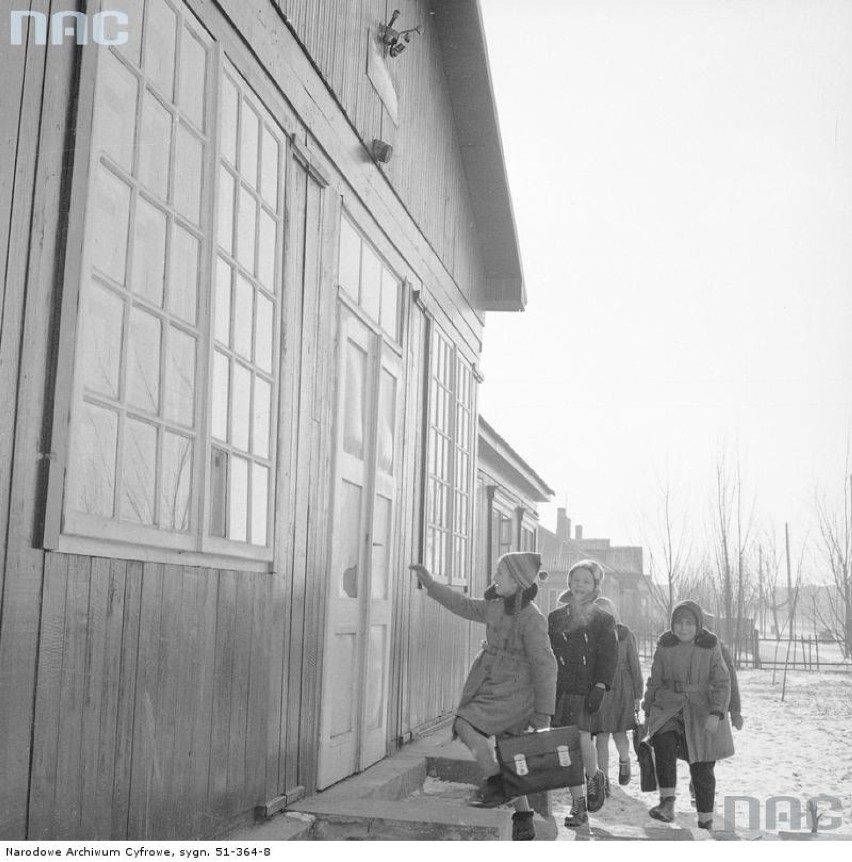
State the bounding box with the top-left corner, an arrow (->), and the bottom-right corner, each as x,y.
289,797 -> 510,840
227,812 -> 315,842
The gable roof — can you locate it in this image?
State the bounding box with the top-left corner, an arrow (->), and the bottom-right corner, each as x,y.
431,0 -> 525,311
478,417 -> 554,502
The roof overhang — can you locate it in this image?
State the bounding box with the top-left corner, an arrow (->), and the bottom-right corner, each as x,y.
431,0 -> 525,312
478,416 -> 554,502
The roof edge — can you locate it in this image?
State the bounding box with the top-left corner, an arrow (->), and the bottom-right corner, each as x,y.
431,0 -> 525,311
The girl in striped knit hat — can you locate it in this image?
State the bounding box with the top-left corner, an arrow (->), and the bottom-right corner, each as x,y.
409,552 -> 556,840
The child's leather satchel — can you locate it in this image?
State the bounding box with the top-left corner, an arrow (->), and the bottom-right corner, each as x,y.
632,721 -> 657,792
496,726 -> 584,797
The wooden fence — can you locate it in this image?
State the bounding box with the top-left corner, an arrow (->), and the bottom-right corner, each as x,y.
633,630 -> 852,673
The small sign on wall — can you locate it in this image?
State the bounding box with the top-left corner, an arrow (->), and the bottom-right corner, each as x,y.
367,31 -> 399,125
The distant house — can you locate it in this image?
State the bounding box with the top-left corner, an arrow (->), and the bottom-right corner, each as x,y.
472,417 -> 554,593
0,1 -> 526,840
537,508 -> 651,632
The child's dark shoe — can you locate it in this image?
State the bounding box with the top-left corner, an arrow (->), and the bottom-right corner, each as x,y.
697,818 -> 713,832
564,796 -> 588,827
618,758 -> 631,785
512,811 -> 535,841
471,774 -> 508,808
586,769 -> 607,812
649,796 -> 676,823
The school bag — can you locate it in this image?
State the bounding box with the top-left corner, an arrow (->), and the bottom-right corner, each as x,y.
496,726 -> 584,797
632,716 -> 657,792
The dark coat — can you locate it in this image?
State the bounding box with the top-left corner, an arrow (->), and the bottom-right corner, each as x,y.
425,580 -> 557,736
547,591 -> 618,697
589,624 -> 643,733
642,611 -> 735,764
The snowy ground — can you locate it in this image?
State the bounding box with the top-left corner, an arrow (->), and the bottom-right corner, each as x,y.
548,669 -> 852,838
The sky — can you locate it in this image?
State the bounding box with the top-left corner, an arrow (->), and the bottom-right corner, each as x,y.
478,0 -> 852,575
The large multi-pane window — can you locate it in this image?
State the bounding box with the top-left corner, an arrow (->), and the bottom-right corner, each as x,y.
337,214 -> 401,342
425,327 -> 476,583
208,65 -> 283,548
61,0 -> 286,560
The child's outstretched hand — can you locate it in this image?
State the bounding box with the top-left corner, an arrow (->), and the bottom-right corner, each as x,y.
408,564 -> 434,588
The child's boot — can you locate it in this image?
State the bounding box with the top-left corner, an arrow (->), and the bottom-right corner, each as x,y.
586,769 -> 607,812
618,758 -> 631,785
472,774 -> 508,808
649,795 -> 676,823
512,811 -> 535,841
563,796 -> 588,828
697,814 -> 714,832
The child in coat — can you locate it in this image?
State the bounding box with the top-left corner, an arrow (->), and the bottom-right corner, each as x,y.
687,610 -> 744,807
409,552 -> 557,841
591,596 -> 644,795
642,600 -> 735,831
547,559 -> 618,826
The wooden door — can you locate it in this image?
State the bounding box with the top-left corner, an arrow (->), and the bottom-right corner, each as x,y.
317,304 -> 402,788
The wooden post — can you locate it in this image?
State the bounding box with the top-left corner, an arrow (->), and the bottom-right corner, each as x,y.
785,522 -> 793,641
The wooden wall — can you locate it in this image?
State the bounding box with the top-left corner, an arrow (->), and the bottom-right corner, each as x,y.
0,0 -> 489,839
26,555 -> 289,839
0,0 -> 77,839
276,0 -> 486,310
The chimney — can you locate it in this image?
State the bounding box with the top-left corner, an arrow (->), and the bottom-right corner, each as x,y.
556,508 -> 571,541
575,524 -> 583,540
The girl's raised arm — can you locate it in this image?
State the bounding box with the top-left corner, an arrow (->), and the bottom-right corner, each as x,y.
408,564 -> 487,623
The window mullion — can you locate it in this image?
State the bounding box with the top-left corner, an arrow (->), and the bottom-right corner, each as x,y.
196,41 -> 223,553
447,344 -> 458,583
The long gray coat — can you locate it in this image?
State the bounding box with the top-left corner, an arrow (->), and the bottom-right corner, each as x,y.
426,581 -> 557,736
642,627 -> 735,764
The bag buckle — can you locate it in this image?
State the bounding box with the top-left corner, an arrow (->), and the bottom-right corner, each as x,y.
557,745 -> 572,767
513,754 -> 529,776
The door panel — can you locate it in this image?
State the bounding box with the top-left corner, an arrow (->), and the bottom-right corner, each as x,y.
359,342 -> 401,768
318,306 -> 403,787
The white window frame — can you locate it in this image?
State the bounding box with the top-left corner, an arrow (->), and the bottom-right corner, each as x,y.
423,323 -> 477,586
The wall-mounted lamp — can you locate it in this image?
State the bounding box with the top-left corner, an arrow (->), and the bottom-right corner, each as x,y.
372,139 -> 393,164
379,9 -> 423,58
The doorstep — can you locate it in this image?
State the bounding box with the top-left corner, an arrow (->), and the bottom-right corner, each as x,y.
227,726 -> 510,840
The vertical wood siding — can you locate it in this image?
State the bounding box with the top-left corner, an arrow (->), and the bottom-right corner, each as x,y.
0,0 -> 77,838
26,555 -> 290,840
276,0 -> 486,306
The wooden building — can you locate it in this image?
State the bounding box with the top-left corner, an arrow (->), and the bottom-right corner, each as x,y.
0,0 -> 525,839
469,417 -> 553,657
472,417 -> 553,591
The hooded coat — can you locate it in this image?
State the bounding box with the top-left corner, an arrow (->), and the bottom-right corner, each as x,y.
642,600 -> 735,763
425,580 -> 557,736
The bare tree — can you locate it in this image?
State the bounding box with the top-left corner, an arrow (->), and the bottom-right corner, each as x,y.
646,477 -> 692,624
755,530 -> 787,640
712,450 -> 756,662
815,471 -> 852,659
